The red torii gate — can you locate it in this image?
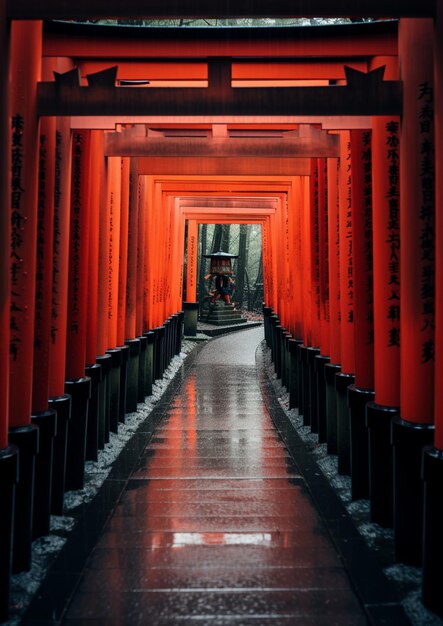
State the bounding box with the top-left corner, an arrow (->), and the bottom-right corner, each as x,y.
1,10 -> 443,622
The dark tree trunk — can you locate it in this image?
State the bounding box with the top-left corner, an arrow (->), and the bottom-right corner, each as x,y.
221,223 -> 231,252
211,224 -> 223,252
250,250 -> 263,310
235,224 -> 248,308
198,223 -> 208,302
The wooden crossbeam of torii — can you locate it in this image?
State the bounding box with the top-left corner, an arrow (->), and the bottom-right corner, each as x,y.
136,157 -> 310,176
105,124 -> 340,157
7,0 -> 436,19
38,62 -> 402,117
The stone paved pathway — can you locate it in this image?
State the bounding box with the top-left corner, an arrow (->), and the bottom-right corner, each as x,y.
62,327 -> 369,625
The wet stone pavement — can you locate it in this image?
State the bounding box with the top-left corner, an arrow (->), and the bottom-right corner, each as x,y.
61,327 -> 369,625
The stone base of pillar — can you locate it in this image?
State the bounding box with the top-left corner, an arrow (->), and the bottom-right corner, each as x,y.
281,331 -> 291,388
288,339 -> 303,409
299,346 -> 310,426
96,354 -> 112,449
144,331 -> 154,397
315,355 -> 330,444
164,319 -> 172,367
391,418 -> 434,565
48,394 -> 72,515
137,335 -> 148,402
366,402 -> 398,528
183,301 -> 199,337
155,325 -> 166,379
8,424 -> 39,573
335,372 -> 355,475
31,409 -> 57,539
325,363 -> 341,454
262,305 -> 272,346
307,348 -> 320,434
0,445 -> 19,622
422,447 -> 443,618
64,377 -> 91,492
269,314 -> 279,364
348,385 -> 374,501
170,314 -> 179,359
274,325 -> 283,380
84,363 -> 102,462
125,339 -> 141,413
118,345 -> 129,423
106,348 -> 122,434
176,311 -> 184,355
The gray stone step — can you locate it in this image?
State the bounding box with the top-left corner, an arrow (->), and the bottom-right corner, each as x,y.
207,317 -> 248,326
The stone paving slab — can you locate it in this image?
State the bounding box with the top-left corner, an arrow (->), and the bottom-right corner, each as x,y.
21,326 -> 407,625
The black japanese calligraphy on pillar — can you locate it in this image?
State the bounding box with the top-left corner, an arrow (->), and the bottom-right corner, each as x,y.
34,133 -> 47,351
385,121 -> 401,349
126,170 -> 133,307
362,130 -> 374,344
335,166 -> 341,323
108,190 -> 114,320
51,130 -> 62,343
285,197 -> 290,301
10,114 -> 25,361
313,161 -> 320,321
346,140 -> 353,323
189,232 -> 196,293
71,132 -> 83,334
417,81 -> 435,363
321,160 -> 329,323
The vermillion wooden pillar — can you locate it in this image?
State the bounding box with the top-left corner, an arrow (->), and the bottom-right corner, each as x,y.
125,159 -> 147,402
336,131 -> 355,475
285,190 -> 302,412
292,176 -> 303,341
366,57 -> 401,529
286,187 -> 297,339
86,132 -> 104,369
118,158 -> 130,347
8,20 -> 41,574
48,67 -> 73,514
309,159 -> 321,351
32,114 -> 56,413
95,146 -> 112,447
347,129 -> 374,500
125,160 -> 139,342
138,177 -> 149,396
318,159 -> 330,358
175,206 -> 186,356
325,157 -> 341,455
299,176 -> 313,424
0,8 -> 18,621
117,157 -> 130,421
274,199 -> 285,384
152,182 -> 167,379
393,18 -> 435,566
138,177 -> 148,334
0,0 -> 10,452
30,57 -> 58,539
105,156 -> 123,433
65,129 -> 92,492
184,219 -> 199,337
262,218 -> 274,313
422,4 -> 443,615
308,160 -> 321,433
107,156 -> 122,351
85,130 -> 104,461
121,157 -> 140,412
316,157 -> 330,444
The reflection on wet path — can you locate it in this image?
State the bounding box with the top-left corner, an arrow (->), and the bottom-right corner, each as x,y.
64,327 -> 368,625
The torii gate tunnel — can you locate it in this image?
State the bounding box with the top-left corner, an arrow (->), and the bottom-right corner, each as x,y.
1,1 -> 443,620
